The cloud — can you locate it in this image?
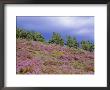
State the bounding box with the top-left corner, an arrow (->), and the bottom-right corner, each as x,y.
17,16 -> 94,41
75,29 -> 93,35
43,16 -> 94,29
17,16 -> 94,30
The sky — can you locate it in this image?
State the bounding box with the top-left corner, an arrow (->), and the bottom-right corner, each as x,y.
16,16 -> 94,43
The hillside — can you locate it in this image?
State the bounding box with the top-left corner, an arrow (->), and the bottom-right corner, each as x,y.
16,39 -> 94,74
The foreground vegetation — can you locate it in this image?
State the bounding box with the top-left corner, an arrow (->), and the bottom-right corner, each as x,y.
17,39 -> 94,74
16,28 -> 94,74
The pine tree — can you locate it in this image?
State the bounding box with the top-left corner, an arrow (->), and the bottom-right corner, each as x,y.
49,32 -> 64,46
66,36 -> 78,48
81,40 -> 94,52
33,32 -> 45,42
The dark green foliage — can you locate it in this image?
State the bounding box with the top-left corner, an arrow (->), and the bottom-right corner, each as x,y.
21,30 -> 28,39
81,40 -> 94,52
89,43 -> 94,52
48,32 -> 64,46
16,28 -> 24,39
66,36 -> 79,49
16,28 -> 45,42
16,28 -> 29,39
26,31 -> 34,40
33,32 -> 45,42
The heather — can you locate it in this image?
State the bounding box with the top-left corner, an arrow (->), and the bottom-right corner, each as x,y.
16,38 -> 94,74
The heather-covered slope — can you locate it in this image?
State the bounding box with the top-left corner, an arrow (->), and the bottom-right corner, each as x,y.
16,39 -> 94,74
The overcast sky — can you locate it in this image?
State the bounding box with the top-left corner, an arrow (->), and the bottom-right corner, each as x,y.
16,16 -> 94,42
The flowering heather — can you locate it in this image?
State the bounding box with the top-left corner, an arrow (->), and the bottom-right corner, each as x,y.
16,58 -> 42,74
16,39 -> 94,74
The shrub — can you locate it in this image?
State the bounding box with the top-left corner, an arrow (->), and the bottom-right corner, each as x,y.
26,31 -> 34,40
16,28 -> 28,39
16,28 -> 24,39
33,32 -> 45,42
66,36 -> 79,48
81,40 -> 94,52
16,28 -> 45,42
48,32 -> 64,46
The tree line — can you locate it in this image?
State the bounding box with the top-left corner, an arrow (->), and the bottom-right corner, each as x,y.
16,28 -> 94,52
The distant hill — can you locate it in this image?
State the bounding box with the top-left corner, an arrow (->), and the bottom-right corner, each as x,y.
16,39 -> 94,74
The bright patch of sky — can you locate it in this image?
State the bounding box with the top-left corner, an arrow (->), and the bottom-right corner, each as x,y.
16,16 -> 94,42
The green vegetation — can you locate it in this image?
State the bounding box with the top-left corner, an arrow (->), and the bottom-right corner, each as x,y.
66,36 -> 79,49
48,32 -> 64,46
16,28 -> 45,42
16,28 -> 94,52
33,32 -> 45,42
81,40 -> 94,52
